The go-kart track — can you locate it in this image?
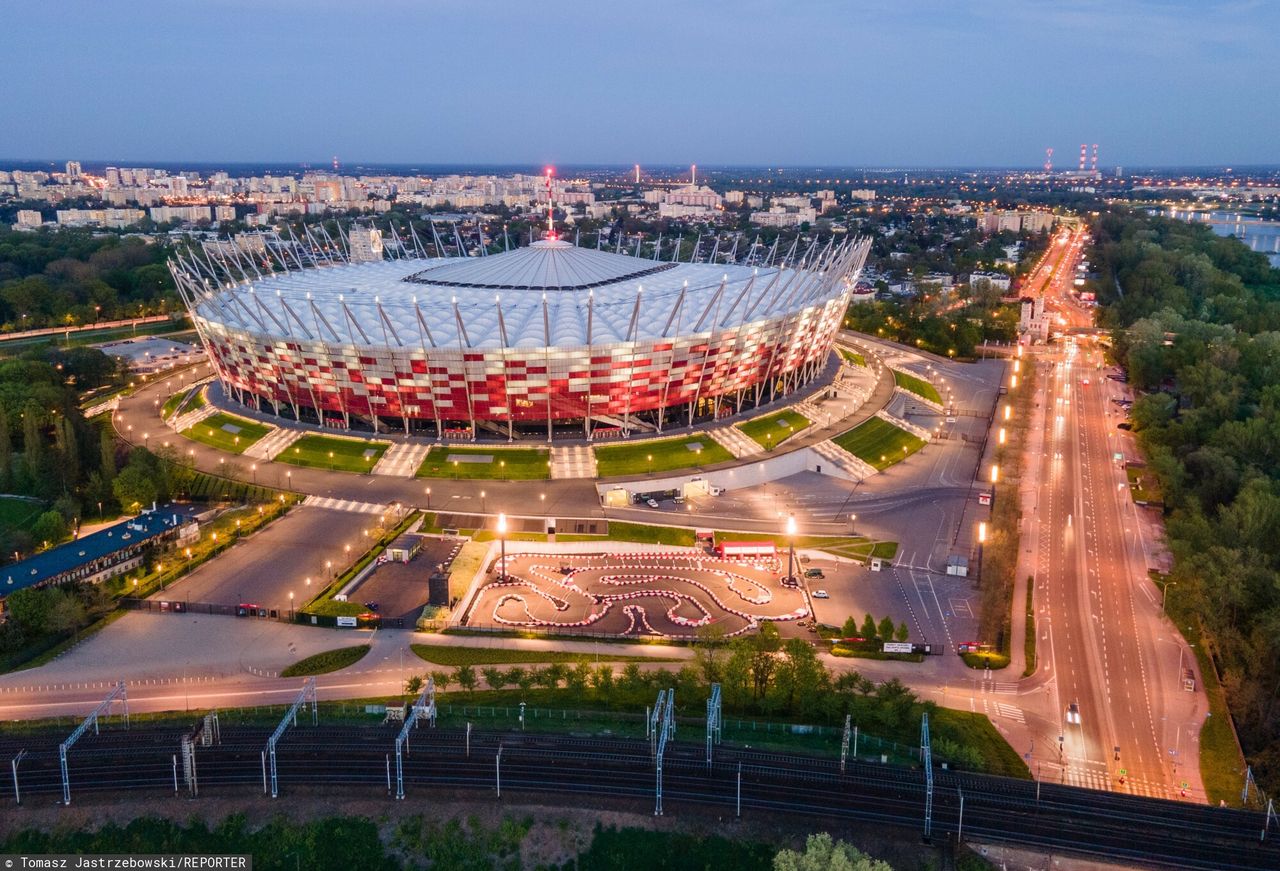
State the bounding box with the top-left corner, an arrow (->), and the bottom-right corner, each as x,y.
463,552 -> 809,637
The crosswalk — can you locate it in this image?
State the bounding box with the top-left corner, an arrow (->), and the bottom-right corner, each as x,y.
245,426 -> 301,460
982,699 -> 1026,724
707,426 -> 762,458
302,496 -> 394,515
550,444 -> 597,479
373,442 -> 430,477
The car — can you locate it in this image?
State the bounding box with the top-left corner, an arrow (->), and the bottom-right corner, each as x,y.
812,590 -> 829,599
1081,378 -> 1090,386
645,498 -> 659,508
364,601 -> 380,612
1067,701 -> 1082,725
804,568 -> 825,579
1117,422 -> 1132,431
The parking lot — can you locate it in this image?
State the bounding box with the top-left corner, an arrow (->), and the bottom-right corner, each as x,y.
153,507 -> 366,613
349,536 -> 464,622
464,551 -> 809,638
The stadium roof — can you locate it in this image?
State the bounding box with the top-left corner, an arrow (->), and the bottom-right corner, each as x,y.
184,237 -> 869,350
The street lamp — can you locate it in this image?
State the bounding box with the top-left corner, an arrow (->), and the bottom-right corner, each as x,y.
998,427 -> 1006,446
497,513 -> 507,581
976,522 -> 987,579
785,513 -> 798,584
480,490 -> 487,513
289,591 -> 294,621
990,464 -> 999,485
425,487 -> 431,510
1162,581 -> 1177,615
1003,403 -> 1012,422
849,513 -> 857,535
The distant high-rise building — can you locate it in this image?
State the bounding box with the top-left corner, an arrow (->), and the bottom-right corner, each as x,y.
1115,166 -> 1124,178
347,226 -> 384,262
64,161 -> 82,179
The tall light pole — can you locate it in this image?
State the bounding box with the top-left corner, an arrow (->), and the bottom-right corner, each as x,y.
497,513 -> 507,581
977,522 -> 987,579
785,513 -> 797,584
1162,581 -> 1177,615
989,464 -> 999,509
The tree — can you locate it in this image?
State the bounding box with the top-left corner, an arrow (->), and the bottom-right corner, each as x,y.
894,622 -> 909,643
454,664 -> 478,692
31,510 -> 67,548
877,616 -> 895,642
45,589 -> 86,636
403,674 -> 423,698
859,613 -> 877,639
566,661 -> 591,693
0,404 -> 10,488
430,669 -> 451,693
773,833 -> 893,871
694,622 -> 727,683
841,615 -> 858,638
4,587 -> 53,635
749,622 -> 782,699
112,464 -> 158,512
481,666 -> 506,691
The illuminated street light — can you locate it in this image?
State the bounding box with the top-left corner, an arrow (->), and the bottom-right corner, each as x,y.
1003,403 -> 1012,421
990,464 -> 1000,484
785,513 -> 798,585
497,513 -> 508,580
998,428 -> 1007,445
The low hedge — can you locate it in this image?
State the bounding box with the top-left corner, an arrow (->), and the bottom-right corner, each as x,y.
280,645 -> 371,677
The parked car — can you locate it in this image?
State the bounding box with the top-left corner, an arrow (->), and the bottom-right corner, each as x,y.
646,498 -> 659,508
804,568 -> 825,579
812,590 -> 829,599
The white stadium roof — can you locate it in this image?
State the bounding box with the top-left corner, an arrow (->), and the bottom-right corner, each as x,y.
186,238 -> 866,349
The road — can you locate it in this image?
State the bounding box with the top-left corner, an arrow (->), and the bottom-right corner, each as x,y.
1013,227 -> 1206,800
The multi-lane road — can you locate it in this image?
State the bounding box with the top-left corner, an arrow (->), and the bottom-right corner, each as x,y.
1015,227 -> 1206,800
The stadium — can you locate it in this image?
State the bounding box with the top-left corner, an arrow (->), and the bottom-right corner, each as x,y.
172,225 -> 869,440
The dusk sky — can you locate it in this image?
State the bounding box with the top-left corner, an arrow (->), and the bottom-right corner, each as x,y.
4,0 -> 1277,168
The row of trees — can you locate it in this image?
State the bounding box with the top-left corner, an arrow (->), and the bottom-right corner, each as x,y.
410,623 -> 1025,776
0,227 -> 176,331
841,612 -> 909,643
1094,209 -> 1280,791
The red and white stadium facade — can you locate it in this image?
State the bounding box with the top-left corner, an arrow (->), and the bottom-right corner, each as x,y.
172,228 -> 869,440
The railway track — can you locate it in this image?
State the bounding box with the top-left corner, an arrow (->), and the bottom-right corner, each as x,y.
3,724 -> 1275,870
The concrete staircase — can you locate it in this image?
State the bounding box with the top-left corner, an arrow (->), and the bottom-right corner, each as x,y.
708,426 -> 763,458
550,444 -> 598,479
171,404 -> 216,434
373,442 -> 430,477
876,409 -> 933,442
245,426 -> 302,460
812,439 -> 878,480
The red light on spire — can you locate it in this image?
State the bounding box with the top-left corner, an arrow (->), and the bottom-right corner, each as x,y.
545,166 -> 556,240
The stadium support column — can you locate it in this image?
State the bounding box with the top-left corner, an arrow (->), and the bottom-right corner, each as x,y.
452,297 -> 477,441
656,283 -> 688,434
688,276 -> 728,427
622,286 -> 643,433
495,295 -> 513,442
542,293 -> 553,443
412,300 -> 445,438
583,290 -> 595,440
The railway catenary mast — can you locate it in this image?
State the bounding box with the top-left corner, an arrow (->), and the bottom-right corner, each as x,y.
173,216 -> 868,442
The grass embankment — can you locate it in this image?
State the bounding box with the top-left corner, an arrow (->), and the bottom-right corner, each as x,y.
893,369 -> 943,404
830,641 -> 924,663
735,409 -> 811,450
1022,575 -> 1037,677
305,511 -> 421,617
832,417 -> 925,470
180,412 -> 271,454
1153,571 -> 1249,807
410,645 -> 680,667
964,360 -> 1036,671
280,645 -> 371,677
710,530 -> 897,563
160,388 -> 190,419
1126,464 -> 1164,505
416,446 -> 550,480
594,435 -> 733,477
839,347 -> 867,367
277,433 -> 388,473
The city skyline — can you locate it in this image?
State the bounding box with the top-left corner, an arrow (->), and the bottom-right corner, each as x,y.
3,1 -> 1277,167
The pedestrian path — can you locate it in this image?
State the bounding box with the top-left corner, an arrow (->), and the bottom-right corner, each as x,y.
373,442 -> 429,477
550,444 -> 597,479
244,426 -> 301,460
707,426 -> 762,459
302,496 -> 393,515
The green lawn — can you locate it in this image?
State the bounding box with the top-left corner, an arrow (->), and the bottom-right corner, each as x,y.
0,496 -> 44,533
416,446 -> 550,480
893,369 -> 943,404
594,435 -> 733,477
180,412 -> 271,454
735,409 -> 812,449
160,389 -> 188,419
832,417 -> 925,470
410,645 -> 679,667
276,434 -> 388,473
280,645 -> 371,677
839,347 -> 867,367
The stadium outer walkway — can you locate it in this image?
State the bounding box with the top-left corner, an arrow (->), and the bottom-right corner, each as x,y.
111,344 -> 901,536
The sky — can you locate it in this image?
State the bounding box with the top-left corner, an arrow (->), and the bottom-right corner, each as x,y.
2,0 -> 1277,168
